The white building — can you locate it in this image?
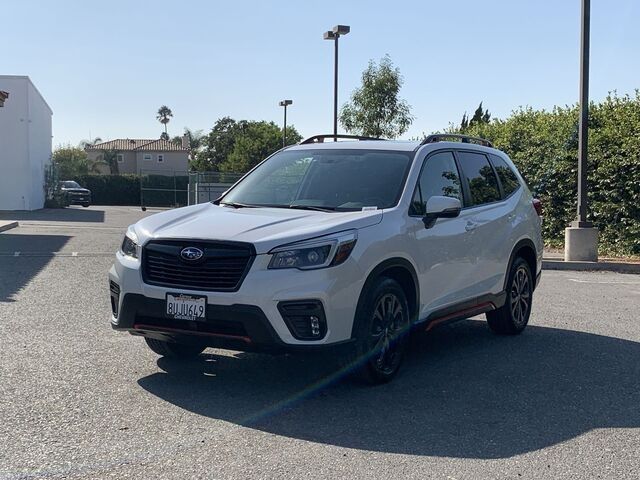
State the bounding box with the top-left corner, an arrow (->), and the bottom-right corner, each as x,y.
0,76 -> 53,210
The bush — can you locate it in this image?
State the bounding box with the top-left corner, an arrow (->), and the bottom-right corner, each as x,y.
71,174 -> 190,207
73,174 -> 141,205
452,91 -> 640,255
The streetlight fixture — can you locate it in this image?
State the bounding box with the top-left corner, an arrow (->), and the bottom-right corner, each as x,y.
279,99 -> 293,147
565,0 -> 598,262
324,24 -> 350,140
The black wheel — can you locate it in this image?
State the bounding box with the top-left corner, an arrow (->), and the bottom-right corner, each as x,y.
82,203 -> 90,207
144,337 -> 205,359
350,277 -> 411,384
487,257 -> 533,335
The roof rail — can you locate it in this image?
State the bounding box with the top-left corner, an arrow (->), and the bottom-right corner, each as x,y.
420,134 -> 493,148
299,134 -> 385,144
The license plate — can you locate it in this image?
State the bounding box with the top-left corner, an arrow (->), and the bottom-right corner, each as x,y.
165,293 -> 207,321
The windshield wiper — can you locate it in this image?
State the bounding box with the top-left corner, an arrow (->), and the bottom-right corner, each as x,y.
219,201 -> 257,209
288,204 -> 336,212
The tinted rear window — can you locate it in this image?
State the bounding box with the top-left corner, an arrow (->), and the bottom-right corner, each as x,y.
457,151 -> 501,206
490,154 -> 521,197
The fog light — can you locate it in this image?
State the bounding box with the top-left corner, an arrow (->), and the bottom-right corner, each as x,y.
310,316 -> 320,336
277,300 -> 327,340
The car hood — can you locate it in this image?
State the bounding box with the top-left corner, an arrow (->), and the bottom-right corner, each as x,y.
132,203 -> 383,254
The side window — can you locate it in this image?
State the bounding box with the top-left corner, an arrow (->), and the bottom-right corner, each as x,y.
410,151 -> 462,216
457,151 -> 501,206
490,154 -> 520,197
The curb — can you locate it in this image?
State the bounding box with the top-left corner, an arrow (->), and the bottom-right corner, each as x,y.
542,259 -> 640,274
0,221 -> 18,233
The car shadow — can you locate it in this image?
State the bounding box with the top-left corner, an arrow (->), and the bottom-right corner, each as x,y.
0,234 -> 71,302
0,207 -> 105,223
137,320 -> 640,459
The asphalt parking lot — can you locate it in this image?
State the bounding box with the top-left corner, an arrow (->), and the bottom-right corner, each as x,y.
1,206 -> 639,479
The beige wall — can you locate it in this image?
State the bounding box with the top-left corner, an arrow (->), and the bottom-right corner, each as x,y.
86,150 -> 188,175
135,151 -> 189,175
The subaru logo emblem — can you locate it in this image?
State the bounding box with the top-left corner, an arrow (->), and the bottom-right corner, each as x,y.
180,247 -> 204,261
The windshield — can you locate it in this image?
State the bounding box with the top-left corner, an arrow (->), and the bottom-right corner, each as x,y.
61,181 -> 81,188
220,149 -> 413,210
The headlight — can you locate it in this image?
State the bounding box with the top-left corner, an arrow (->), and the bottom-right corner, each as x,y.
268,231 -> 357,270
120,227 -> 139,258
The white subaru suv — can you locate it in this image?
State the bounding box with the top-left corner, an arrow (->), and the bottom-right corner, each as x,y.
109,134 -> 543,384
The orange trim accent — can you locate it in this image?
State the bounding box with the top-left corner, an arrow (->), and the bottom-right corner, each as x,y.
133,324 -> 252,344
425,302 -> 495,332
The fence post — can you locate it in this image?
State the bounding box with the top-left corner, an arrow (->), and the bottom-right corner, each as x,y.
140,170 -> 146,211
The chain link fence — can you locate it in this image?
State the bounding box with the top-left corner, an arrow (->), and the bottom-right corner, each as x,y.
187,172 -> 243,205
140,170 -> 242,210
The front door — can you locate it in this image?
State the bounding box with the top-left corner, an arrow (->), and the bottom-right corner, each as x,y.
408,150 -> 475,318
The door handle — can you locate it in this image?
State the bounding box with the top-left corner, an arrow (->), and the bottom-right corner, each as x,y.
465,221 -> 478,232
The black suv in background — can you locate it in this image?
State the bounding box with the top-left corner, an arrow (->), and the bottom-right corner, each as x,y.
60,181 -> 91,207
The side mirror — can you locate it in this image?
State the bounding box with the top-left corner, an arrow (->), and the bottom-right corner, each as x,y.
422,196 -> 462,228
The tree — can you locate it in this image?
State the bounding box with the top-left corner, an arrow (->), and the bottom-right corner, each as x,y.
101,149 -> 120,175
78,137 -> 103,149
448,91 -> 640,255
156,105 -> 173,135
194,118 -> 301,172
460,113 -> 469,131
221,121 -> 300,173
339,55 -> 413,138
160,132 -> 169,141
172,127 -> 205,150
52,146 -> 89,178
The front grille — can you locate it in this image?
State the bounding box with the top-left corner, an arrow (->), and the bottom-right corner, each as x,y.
142,240 -> 254,292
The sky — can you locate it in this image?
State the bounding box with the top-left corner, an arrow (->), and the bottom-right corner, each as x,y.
2,0 -> 639,147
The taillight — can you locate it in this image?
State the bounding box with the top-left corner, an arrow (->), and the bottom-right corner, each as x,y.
532,198 -> 543,216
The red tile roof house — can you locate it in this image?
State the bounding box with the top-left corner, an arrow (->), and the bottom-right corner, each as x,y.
85,138 -> 190,175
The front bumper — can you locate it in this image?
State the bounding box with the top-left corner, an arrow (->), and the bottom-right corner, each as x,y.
111,293 -> 353,354
109,249 -> 365,351
66,193 -> 91,204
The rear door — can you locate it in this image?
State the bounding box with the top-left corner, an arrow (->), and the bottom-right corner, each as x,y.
454,150 -> 512,296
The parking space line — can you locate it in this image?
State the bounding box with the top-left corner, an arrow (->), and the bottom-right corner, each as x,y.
569,278 -> 640,285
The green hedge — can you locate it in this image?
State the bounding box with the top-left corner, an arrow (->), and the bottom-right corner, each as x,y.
455,91 -> 640,256
72,174 -> 189,207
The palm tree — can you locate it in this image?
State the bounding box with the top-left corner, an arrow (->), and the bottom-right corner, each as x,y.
102,149 -> 120,175
156,106 -> 173,135
79,137 -> 103,149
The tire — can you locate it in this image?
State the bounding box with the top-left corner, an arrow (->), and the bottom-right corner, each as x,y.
487,257 -> 533,335
82,203 -> 90,207
349,277 -> 411,384
144,337 -> 205,359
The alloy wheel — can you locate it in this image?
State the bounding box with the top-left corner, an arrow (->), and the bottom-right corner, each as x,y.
510,266 -> 531,327
369,292 -> 407,375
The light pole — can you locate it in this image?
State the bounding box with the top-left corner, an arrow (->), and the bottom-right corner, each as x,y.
323,25 -> 350,140
279,99 -> 293,147
565,0 -> 598,261
576,0 -> 591,228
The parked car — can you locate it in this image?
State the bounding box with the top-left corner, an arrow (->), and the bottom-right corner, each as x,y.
59,181 -> 91,207
109,134 -> 543,384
